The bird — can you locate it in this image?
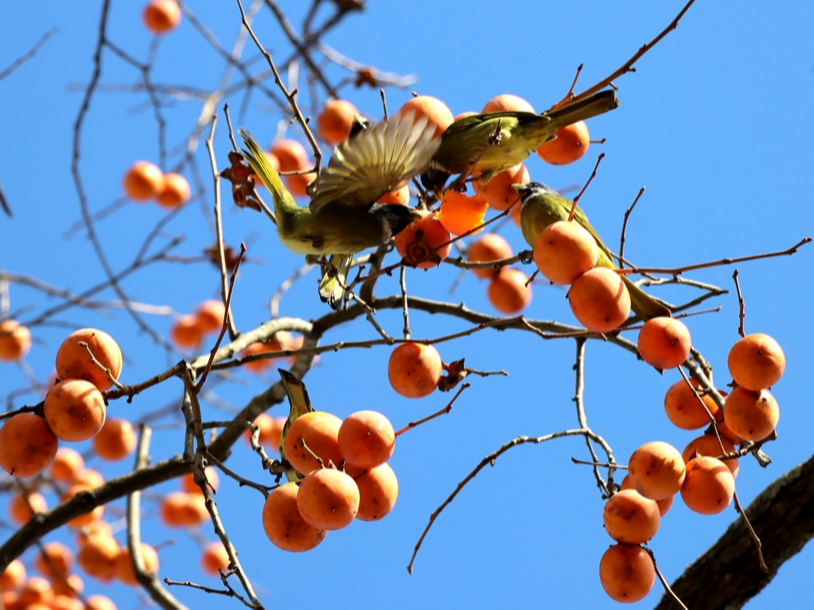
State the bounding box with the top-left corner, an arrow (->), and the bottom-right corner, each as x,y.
240,110 -> 439,309
277,369 -> 314,482
421,90 -> 618,194
515,182 -> 672,321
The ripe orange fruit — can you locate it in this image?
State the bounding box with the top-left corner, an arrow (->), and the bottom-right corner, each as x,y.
317,99 -> 359,145
72,467 -> 105,489
284,169 -> 317,198
727,333 -> 785,391
619,475 -> 672,516
481,94 -> 535,114
0,558 -> 26,591
262,482 -> 327,552
394,211 -> 452,268
194,300 -> 225,334
115,544 -> 159,585
85,594 -> 117,610
568,267 -> 631,332
270,139 -> 309,173
18,576 -> 54,607
241,330 -> 294,373
663,378 -> 719,430
155,172 -> 190,209
376,185 -> 410,205
56,328 -> 122,392
159,492 -> 207,528
44,379 -> 106,442
170,315 -> 203,349
387,342 -> 442,399
244,413 -> 285,450
0,413 -> 59,477
297,468 -> 360,530
536,121 -> 590,165
123,161 -> 163,201
347,462 -> 399,521
283,411 -> 344,475
338,411 -> 396,469
180,466 -> 220,495
454,111 -> 477,122
35,542 -> 74,579
0,319 -> 31,361
599,544 -> 655,603
680,456 -> 735,515
723,387 -> 779,441
75,519 -> 113,548
488,268 -> 532,314
8,491 -> 48,525
52,573 -> 84,598
627,441 -> 686,501
467,233 -> 513,280
396,96 -> 454,138
50,447 -> 85,482
532,220 -> 599,285
142,0 -> 181,34
61,485 -> 105,529
472,163 -> 529,211
200,541 -> 230,577
682,434 -> 739,478
92,417 -> 137,461
603,490 -> 660,544
637,317 -> 691,369
437,190 -> 488,236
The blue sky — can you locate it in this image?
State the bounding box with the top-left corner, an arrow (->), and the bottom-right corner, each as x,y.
1,1 -> 813,608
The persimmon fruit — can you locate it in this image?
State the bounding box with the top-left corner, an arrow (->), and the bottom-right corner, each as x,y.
387,342 -> 442,399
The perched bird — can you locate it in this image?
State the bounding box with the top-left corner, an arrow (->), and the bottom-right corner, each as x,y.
240,110 -> 439,308
277,368 -> 314,482
421,90 -> 618,194
515,182 -> 671,321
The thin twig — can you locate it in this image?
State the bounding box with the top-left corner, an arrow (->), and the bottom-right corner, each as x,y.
619,187 -> 645,269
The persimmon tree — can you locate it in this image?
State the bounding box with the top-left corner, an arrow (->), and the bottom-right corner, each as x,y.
0,1 -> 812,609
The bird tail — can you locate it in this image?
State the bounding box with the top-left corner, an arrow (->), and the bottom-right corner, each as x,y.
239,129 -> 299,216
622,276 -> 673,321
318,254 -> 352,310
545,90 -> 619,130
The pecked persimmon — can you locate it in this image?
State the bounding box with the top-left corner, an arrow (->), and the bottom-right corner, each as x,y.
472,163 -> 530,211
262,482 -> 327,552
200,541 -> 230,577
9,490 -> 48,525
155,172 -> 190,209
619,475 -> 672,516
92,418 -> 136,461
296,467 -> 360,530
347,462 -> 399,521
395,211 -> 452,268
317,99 -> 358,145
568,267 -> 631,332
603,490 -> 660,545
270,139 -> 308,173
0,413 -> 59,478
467,233 -> 513,280
481,94 -> 535,114
283,411 -> 344,474
637,317 -> 691,370
143,0 -> 181,34
682,434 -> 739,478
680,456 -> 735,515
723,387 -> 779,441
396,96 -> 454,138
0,319 -> 31,361
377,184 -> 410,205
338,411 -> 395,469
663,378 -> 719,430
627,441 -> 686,501
537,121 -> 590,166
194,300 -> 225,334
123,161 -> 163,201
115,544 -> 159,585
170,315 -> 203,350
56,328 -> 122,392
488,268 -> 532,314
50,447 -> 85,483
533,220 -> 598,285
728,333 -> 785,391
599,544 -> 655,603
44,379 -> 106,442
437,190 -> 488,236
388,342 -> 442,399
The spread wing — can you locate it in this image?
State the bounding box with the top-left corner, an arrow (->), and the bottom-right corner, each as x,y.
309,111 -> 440,212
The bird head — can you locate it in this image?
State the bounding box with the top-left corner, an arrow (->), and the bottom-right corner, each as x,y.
349,114 -> 371,139
512,182 -> 558,206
